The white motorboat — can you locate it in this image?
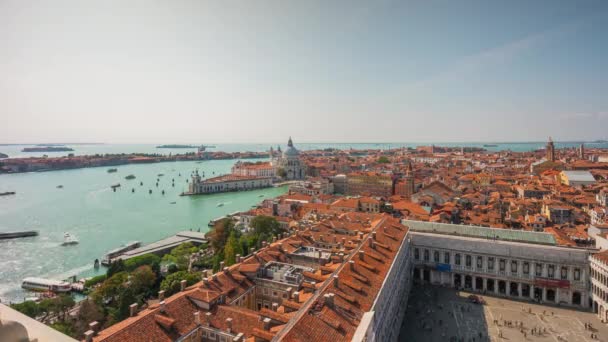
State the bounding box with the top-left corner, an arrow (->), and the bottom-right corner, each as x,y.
61,232 -> 79,246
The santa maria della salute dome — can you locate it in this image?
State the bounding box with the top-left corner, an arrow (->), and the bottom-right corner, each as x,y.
269,137 -> 306,180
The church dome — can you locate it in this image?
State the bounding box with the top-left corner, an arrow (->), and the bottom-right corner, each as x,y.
282,137 -> 300,158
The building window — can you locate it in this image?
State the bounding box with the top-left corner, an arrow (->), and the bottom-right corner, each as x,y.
477,256 -> 483,269
444,252 -> 450,264
523,262 -> 530,275
548,265 -> 555,278
465,255 -> 472,267
574,268 -> 581,281
433,251 -> 440,263
561,267 -> 568,280
423,249 -> 429,262
488,257 -> 495,270
455,254 -> 461,265
511,260 -> 518,273
536,263 -> 543,277
499,259 -> 506,271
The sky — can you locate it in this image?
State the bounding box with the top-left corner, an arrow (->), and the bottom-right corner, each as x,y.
1,0 -> 607,144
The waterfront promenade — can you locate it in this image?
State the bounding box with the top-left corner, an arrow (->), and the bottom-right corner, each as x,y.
109,231 -> 207,263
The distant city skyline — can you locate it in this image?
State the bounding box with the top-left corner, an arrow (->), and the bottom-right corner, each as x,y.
1,0 -> 607,144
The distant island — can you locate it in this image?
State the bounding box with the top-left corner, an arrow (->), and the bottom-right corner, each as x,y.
0,152 -> 8,159
156,144 -> 198,149
22,146 -> 74,152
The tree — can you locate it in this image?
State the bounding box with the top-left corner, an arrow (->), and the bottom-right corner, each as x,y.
11,300 -> 39,318
377,156 -> 390,163
73,299 -> 104,337
160,271 -> 200,296
124,254 -> 161,273
277,168 -> 287,178
162,242 -> 198,271
250,216 -> 283,239
224,231 -> 243,266
130,265 -> 157,296
107,259 -> 126,278
208,218 -> 235,254
91,272 -> 128,306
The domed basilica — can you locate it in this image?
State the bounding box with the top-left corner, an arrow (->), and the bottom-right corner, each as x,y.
269,137 -> 306,180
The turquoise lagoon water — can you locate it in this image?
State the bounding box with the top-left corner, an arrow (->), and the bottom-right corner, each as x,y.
0,159 -> 287,302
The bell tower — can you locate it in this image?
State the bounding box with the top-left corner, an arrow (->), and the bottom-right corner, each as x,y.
546,137 -> 555,162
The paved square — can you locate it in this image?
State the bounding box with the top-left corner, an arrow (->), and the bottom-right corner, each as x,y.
400,284 -> 608,342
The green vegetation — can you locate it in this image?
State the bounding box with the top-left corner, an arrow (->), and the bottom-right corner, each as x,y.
377,156 -> 390,163
160,271 -> 200,296
277,168 -> 287,178
84,274 -> 107,288
207,215 -> 285,271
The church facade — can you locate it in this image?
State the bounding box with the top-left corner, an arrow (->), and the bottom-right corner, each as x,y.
270,137 -> 306,180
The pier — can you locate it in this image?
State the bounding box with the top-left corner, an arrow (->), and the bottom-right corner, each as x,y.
107,231 -> 207,263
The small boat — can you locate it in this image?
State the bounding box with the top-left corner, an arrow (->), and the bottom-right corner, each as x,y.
56,185 -> 63,189
111,183 -> 121,189
140,181 -> 143,186
125,174 -> 136,180
149,189 -> 152,194
132,188 -> 135,193
217,203 -> 224,207
158,173 -> 164,177
0,191 -> 16,196
170,201 -> 176,204
22,277 -> 71,293
61,233 -> 79,246
161,190 -> 165,195
107,168 -> 118,173
258,194 -> 265,197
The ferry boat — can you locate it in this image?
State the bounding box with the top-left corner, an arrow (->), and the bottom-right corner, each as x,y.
101,241 -> 141,266
107,168 -> 118,173
61,233 -> 79,246
21,277 -> 71,293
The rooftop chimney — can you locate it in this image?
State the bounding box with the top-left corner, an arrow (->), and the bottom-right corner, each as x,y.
158,290 -> 165,301
89,321 -> 99,333
129,303 -> 138,317
359,232 -> 364,240
324,293 -> 335,308
205,312 -> 212,326
223,267 -> 229,273
263,317 -> 271,331
236,254 -> 242,263
349,260 -> 355,271
250,247 -> 255,254
359,250 -> 365,260
159,301 -> 166,313
194,311 -> 201,325
262,241 -> 267,247
180,279 -> 187,292
293,291 -> 300,303
272,303 -> 279,312
338,253 -> 344,262
371,231 -> 377,240
319,234 -> 324,242
333,275 -> 339,287
220,261 -> 225,269
203,277 -> 209,286
368,237 -> 374,249
226,318 -> 233,333
84,330 -> 95,342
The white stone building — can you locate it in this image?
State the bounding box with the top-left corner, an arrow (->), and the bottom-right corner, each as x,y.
406,220 -> 591,308
270,137 -> 306,180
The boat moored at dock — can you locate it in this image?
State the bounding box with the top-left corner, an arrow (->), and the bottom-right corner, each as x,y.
21,277 -> 71,293
101,241 -> 142,266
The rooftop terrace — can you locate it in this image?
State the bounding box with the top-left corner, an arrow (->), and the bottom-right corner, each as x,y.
403,220 -> 557,246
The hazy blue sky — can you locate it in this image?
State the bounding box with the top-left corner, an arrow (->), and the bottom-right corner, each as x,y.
1,0 -> 607,143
